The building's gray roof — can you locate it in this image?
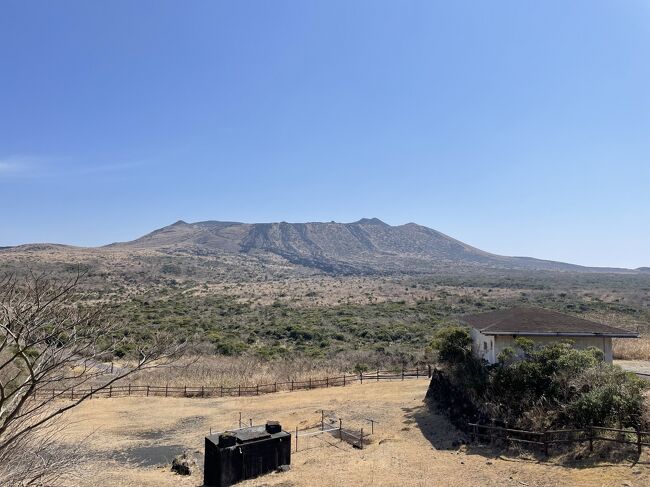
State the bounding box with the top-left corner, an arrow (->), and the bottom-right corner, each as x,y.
460,307 -> 638,337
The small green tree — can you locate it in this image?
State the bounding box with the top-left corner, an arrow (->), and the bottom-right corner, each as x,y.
429,326 -> 472,365
353,362 -> 369,374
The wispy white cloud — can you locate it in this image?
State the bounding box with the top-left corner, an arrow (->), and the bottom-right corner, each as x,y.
77,160 -> 148,175
0,155 -> 37,176
0,161 -> 20,173
0,155 -> 148,179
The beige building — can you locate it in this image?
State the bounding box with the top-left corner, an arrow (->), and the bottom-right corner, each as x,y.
461,307 -> 638,364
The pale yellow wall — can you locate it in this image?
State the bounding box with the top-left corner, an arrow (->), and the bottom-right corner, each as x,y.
472,331 -> 613,364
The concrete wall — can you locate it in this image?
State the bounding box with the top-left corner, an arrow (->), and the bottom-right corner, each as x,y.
472,330 -> 613,364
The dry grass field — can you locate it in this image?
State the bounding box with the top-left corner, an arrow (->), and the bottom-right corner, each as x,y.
59,380 -> 649,487
614,337 -> 650,361
193,277 -> 528,307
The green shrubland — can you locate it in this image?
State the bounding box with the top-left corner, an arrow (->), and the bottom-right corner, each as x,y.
429,326 -> 648,430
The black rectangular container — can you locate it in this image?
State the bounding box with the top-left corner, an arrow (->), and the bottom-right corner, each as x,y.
204,421 -> 291,487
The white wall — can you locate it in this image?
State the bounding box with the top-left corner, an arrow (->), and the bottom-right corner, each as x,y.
470,328 -> 496,363
472,331 -> 613,364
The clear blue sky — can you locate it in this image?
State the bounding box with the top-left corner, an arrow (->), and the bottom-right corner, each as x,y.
1,1 -> 648,268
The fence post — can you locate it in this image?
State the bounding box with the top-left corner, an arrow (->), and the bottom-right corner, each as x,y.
71,388 -> 74,400
295,425 -> 298,452
309,378 -> 312,389
428,364 -> 432,378
401,366 -> 404,381
321,410 -> 324,431
274,382 -> 277,393
291,380 -> 294,391
202,386 -> 205,398
360,372 -> 363,385
326,377 -> 329,388
636,425 -> 642,455
165,385 -> 168,397
343,374 -> 346,386
146,385 -> 149,397
184,385 -> 187,397
377,370 -> 379,382
256,384 -> 259,395
543,430 -> 549,457
416,366 -> 419,378
339,419 -> 343,442
249,418 -> 252,427
360,428 -> 364,449
90,386 -> 93,399
220,385 -> 223,397
128,384 -> 131,396
109,385 -> 112,398
239,412 -> 242,428
238,385 -> 241,397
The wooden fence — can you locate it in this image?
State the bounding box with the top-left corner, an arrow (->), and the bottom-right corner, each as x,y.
469,421 -> 650,456
33,366 -> 432,401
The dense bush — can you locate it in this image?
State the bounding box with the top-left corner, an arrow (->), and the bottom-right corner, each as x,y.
429,326 -> 648,430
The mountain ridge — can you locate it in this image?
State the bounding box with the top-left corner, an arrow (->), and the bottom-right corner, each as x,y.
101,218 -> 636,274
2,219 -> 641,275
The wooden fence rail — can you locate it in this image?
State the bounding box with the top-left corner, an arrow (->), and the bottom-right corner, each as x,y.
33,366 -> 432,401
469,422 -> 650,456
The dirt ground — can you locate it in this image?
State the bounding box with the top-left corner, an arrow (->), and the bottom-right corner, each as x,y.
60,380 -> 649,487
616,359 -> 650,376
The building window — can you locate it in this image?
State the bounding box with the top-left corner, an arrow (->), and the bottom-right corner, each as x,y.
483,342 -> 488,351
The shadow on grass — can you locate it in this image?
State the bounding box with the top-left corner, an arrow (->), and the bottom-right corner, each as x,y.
403,397 -> 648,469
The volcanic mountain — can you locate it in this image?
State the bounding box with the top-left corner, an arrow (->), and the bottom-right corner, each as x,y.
99,218 -> 628,274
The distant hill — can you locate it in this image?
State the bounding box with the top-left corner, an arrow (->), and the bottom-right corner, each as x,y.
2,218 -> 640,277
93,218 -> 636,275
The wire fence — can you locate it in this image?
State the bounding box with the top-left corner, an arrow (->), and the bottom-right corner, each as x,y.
208,411 -> 376,453
293,410 -> 375,451
33,366 -> 433,401
469,421 -> 650,456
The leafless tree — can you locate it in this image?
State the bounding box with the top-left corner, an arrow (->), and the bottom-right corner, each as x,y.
0,271 -> 184,486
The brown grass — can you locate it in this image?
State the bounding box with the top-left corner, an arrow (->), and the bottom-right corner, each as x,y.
60,381 -> 650,487
613,337 -> 650,361
118,354 -> 400,389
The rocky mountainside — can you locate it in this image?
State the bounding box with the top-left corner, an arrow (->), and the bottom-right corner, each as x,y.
100,218 -> 631,274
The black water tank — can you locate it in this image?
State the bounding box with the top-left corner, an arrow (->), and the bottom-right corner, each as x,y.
204,422 -> 291,487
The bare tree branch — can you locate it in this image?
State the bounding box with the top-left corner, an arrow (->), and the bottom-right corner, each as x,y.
0,271 -> 185,485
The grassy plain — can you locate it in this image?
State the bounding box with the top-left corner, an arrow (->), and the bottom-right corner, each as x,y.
61,380 -> 649,487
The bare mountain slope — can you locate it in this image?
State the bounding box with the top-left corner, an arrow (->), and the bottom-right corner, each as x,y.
102,218 -> 633,274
